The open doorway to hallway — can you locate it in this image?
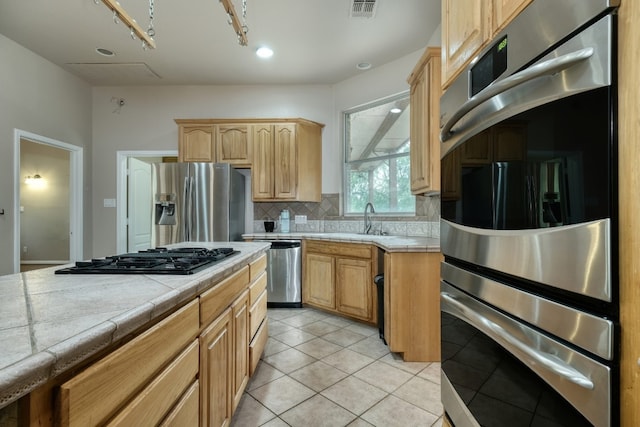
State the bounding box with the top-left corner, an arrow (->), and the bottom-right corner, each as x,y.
116,151 -> 177,254
13,129 -> 83,273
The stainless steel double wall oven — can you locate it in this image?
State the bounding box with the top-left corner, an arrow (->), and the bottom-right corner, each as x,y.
439,1 -> 619,426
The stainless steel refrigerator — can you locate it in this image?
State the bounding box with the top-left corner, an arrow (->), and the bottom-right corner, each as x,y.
151,162 -> 245,246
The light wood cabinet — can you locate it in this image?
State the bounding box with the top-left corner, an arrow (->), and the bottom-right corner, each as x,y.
176,118 -> 323,202
336,258 -> 372,320
178,124 -> 215,162
252,120 -> 323,202
303,240 -> 377,323
441,0 -> 491,89
441,0 -> 532,89
216,124 -> 251,167
408,47 -> 441,195
59,300 -> 200,427
384,251 -> 442,362
303,253 -> 336,310
199,309 -> 232,427
231,290 -> 249,413
199,255 -> 266,427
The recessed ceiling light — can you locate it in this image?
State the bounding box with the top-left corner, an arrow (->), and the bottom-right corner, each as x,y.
256,47 -> 274,59
390,108 -> 402,114
356,62 -> 371,70
96,48 -> 115,57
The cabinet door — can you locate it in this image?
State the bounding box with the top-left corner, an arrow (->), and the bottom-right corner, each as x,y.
492,0 -> 532,35
409,48 -> 441,195
216,124 -> 251,166
252,124 -> 274,200
336,258 -> 372,321
274,124 -> 298,199
200,309 -> 232,427
303,253 -> 336,310
410,66 -> 428,193
442,0 -> 491,88
179,125 -> 215,162
231,290 -> 250,413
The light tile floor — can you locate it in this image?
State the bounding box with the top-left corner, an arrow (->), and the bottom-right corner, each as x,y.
232,307 -> 443,427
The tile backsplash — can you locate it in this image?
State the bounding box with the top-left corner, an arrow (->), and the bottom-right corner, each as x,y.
252,193 -> 440,238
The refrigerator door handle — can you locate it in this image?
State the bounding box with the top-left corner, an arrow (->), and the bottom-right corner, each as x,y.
183,176 -> 190,241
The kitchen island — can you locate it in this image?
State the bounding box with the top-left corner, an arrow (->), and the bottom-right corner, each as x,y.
0,241 -> 269,426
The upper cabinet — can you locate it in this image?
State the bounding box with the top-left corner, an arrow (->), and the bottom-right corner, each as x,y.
408,47 -> 441,195
175,118 -> 323,202
252,120 -> 323,202
441,0 -> 532,89
177,123 -> 215,162
216,124 -> 251,167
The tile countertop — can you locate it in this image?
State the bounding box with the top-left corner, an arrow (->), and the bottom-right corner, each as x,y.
0,241 -> 270,410
242,232 -> 441,253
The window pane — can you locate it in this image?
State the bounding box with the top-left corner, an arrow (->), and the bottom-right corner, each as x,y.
344,92 -> 415,215
345,156 -> 414,214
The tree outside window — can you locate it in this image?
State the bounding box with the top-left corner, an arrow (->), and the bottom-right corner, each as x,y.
344,92 -> 414,214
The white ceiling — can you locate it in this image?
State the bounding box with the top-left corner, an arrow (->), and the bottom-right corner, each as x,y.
0,0 -> 441,86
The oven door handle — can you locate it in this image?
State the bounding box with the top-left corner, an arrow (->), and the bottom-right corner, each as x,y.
441,291 -> 595,390
440,47 -> 594,143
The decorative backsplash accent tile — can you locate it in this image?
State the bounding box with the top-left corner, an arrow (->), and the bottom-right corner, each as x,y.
252,193 -> 441,237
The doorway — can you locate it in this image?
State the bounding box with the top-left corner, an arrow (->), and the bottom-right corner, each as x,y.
13,129 -> 83,273
116,150 -> 177,253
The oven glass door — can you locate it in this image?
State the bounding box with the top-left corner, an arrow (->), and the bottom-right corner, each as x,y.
441,86 -> 613,231
441,281 -> 612,427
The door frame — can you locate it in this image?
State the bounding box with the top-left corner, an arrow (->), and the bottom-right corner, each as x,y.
13,129 -> 83,273
116,150 -> 177,253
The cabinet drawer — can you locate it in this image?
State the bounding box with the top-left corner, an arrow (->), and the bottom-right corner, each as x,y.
107,340 -> 199,426
200,266 -> 249,327
249,271 -> 267,306
305,240 -> 372,259
250,289 -> 267,338
159,380 -> 199,427
59,300 -> 199,427
249,254 -> 267,281
249,320 -> 268,376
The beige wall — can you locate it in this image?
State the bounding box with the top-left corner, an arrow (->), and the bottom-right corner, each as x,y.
0,34 -> 92,275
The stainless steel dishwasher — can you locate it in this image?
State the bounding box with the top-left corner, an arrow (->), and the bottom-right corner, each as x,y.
257,240 -> 302,308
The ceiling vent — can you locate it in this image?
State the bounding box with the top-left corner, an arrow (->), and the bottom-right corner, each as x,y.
350,0 -> 377,18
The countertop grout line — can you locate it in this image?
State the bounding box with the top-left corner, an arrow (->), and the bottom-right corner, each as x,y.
20,272 -> 38,354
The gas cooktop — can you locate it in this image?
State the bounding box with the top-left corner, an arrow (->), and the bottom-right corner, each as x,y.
55,247 -> 239,275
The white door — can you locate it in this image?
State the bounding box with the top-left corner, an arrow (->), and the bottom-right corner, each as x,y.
127,158 -> 153,252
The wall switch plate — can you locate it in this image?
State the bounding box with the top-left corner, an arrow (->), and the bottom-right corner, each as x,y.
295,215 -> 307,224
103,198 -> 116,208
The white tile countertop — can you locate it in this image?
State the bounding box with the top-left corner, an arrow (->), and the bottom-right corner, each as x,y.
0,241 -> 269,410
242,232 -> 440,253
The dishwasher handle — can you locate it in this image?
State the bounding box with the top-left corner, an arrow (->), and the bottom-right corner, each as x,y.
256,240 -> 301,249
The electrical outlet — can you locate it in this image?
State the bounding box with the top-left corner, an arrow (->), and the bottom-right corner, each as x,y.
295,215 -> 307,224
23,246 -> 27,254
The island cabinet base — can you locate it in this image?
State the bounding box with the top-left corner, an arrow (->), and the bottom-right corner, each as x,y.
14,253 -> 269,427
384,251 -> 442,362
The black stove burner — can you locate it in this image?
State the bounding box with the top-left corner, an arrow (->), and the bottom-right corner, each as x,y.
55,247 -> 239,275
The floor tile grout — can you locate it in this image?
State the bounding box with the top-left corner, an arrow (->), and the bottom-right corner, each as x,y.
232,307 -> 443,427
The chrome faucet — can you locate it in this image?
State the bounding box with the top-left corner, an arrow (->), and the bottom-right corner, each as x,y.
364,202 -> 375,234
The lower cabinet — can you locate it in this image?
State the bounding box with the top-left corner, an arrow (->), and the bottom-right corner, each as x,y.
231,290 -> 250,413
303,240 -> 377,323
199,308 -> 233,427
58,300 -> 200,427
384,251 -> 442,362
